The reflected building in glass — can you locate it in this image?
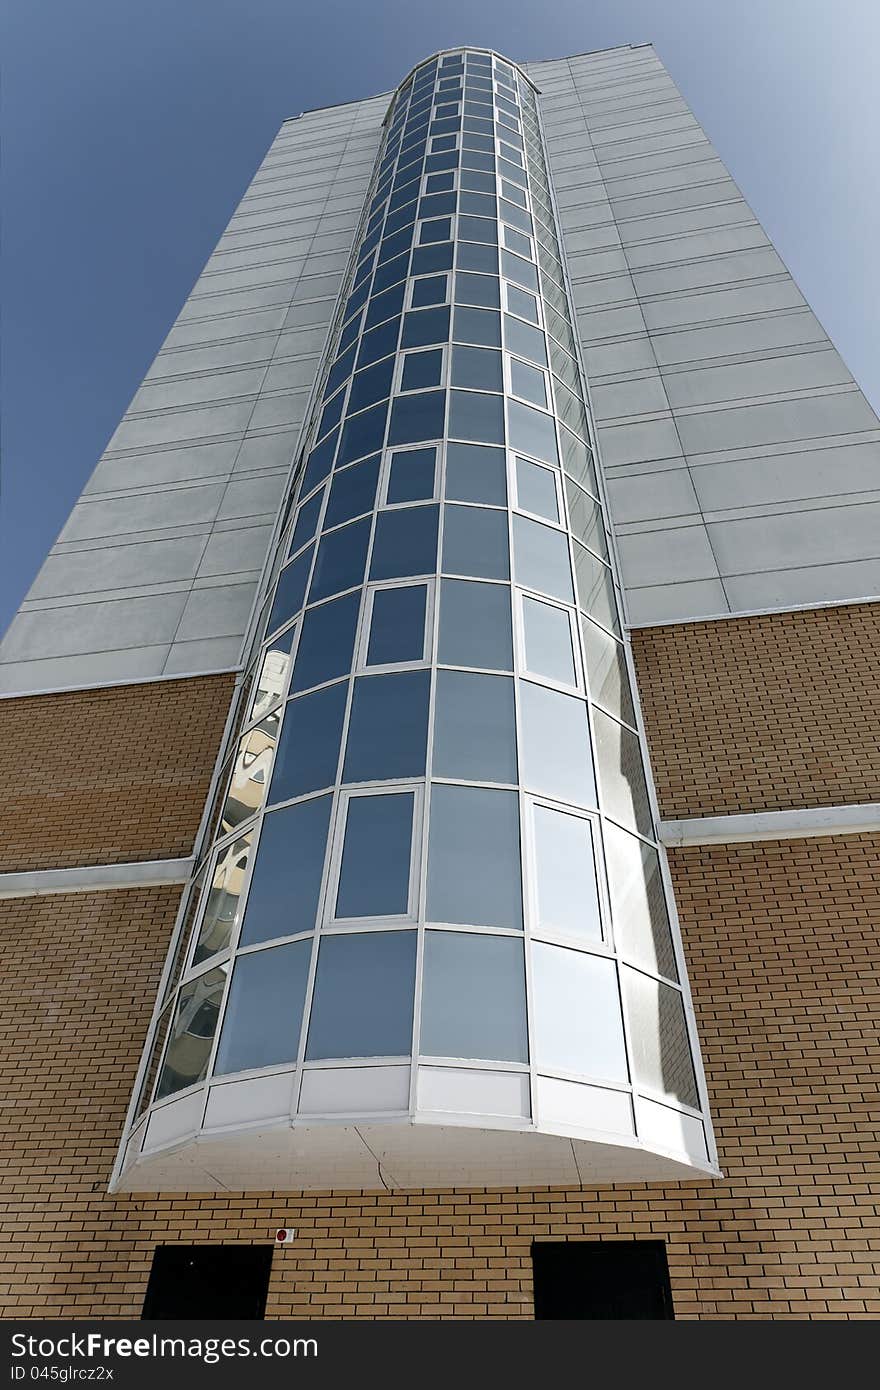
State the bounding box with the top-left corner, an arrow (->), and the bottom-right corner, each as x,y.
113,48 -> 717,1190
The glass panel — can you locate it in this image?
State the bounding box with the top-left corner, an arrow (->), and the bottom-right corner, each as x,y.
323,454 -> 380,529
347,357 -> 395,415
337,399 -> 388,466
533,805 -> 601,943
455,271 -> 500,308
411,242 -> 454,276
288,488 -> 323,556
292,591 -> 361,693
401,305 -> 450,348
421,931 -> 527,1062
411,274 -> 448,307
448,390 -> 505,443
367,585 -> 427,665
438,578 -> 512,670
248,627 -> 295,724
504,314 -> 547,366
519,681 -> 596,808
309,517 -> 370,602
522,596 -> 576,685
507,283 -> 539,324
445,441 -> 507,505
593,707 -> 654,838
513,513 -> 573,602
268,683 -> 347,802
387,447 -> 436,502
452,306 -> 501,347
442,504 -> 509,579
573,544 -> 620,635
434,670 -> 517,783
336,792 -> 414,918
532,943 -> 627,1080
456,241 -> 498,273
369,504 -> 439,580
401,349 -> 443,391
239,795 -> 332,947
622,967 -> 699,1108
268,547 -> 312,633
214,940 -> 311,1076
604,823 -> 678,982
357,316 -> 402,369
451,345 -> 503,392
581,618 -> 635,725
155,967 -> 226,1100
343,670 -> 431,782
510,358 -> 547,407
427,783 -> 522,929
566,479 -> 607,560
387,389 -> 446,445
305,930 -> 417,1059
508,400 -> 559,464
192,833 -> 252,966
221,715 -> 279,829
516,457 -> 558,522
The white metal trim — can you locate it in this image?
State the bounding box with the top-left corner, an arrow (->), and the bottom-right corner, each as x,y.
0,858 -> 194,899
660,803 -> 880,847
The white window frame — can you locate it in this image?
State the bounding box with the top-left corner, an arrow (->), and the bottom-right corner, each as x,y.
324,783 -> 424,928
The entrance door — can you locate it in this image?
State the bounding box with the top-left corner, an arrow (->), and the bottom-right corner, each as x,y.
532,1240 -> 674,1319
142,1245 -> 274,1319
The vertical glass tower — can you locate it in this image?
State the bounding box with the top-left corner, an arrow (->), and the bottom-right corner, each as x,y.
114,50 -> 717,1191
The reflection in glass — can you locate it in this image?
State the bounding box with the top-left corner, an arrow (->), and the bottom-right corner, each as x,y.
336,792 -> 414,918
443,504 -> 509,579
516,457 -> 558,522
367,585 -> 427,665
248,627 -> 295,724
622,967 -> 699,1108
513,513 -> 573,603
508,399 -> 559,464
306,930 -> 417,1059
445,441 -> 507,505
214,941 -> 311,1075
581,618 -> 635,725
522,596 -> 575,686
421,931 -> 528,1062
533,806 -> 601,942
438,578 -> 512,670
343,670 -> 431,782
238,795 -> 332,947
520,681 -> 595,808
292,591 -> 361,693
572,543 -> 620,635
269,683 -> 347,803
192,833 -> 253,967
221,716 -> 280,829
370,505 -> 439,581
155,967 -> 227,1100
427,783 -> 522,929
433,670 -> 517,783
604,823 -> 678,981
532,943 -> 627,1080
593,707 -> 654,838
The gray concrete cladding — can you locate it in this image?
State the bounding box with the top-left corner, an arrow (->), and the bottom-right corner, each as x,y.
0,95 -> 386,694
3,44 -> 879,694
525,46 -> 880,624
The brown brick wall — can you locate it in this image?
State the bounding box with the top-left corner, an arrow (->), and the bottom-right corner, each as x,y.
1,838 -> 878,1319
631,602 -> 880,818
0,675 -> 234,871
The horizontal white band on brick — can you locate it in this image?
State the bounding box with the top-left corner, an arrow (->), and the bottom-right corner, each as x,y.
660,803 -> 880,848
0,857 -> 194,899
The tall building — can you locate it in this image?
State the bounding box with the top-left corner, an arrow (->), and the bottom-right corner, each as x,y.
1,44 -> 878,1320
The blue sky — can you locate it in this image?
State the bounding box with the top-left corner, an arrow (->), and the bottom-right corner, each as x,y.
2,0 -> 878,637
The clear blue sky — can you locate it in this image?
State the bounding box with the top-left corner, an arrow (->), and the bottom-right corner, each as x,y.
2,0 -> 878,637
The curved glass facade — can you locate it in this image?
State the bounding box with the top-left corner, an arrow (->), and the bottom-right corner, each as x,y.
116,49 -> 717,1191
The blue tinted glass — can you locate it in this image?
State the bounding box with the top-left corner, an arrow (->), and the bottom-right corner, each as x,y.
411,275 -> 447,307
401,349 -> 443,391
424,151 -> 458,173
431,134 -> 457,151
421,930 -> 527,1062
337,400 -> 388,467
503,226 -> 531,257
504,315 -> 547,366
378,226 -> 414,264
305,930 -> 417,1061
336,793 -> 414,917
451,345 -> 502,391
387,447 -> 436,503
438,578 -> 513,669
401,306 -> 450,349
453,306 -> 501,347
325,344 -> 356,399
323,454 -> 380,529
365,281 -> 406,330
449,390 -> 505,444
455,272 -> 500,308
461,148 -> 495,170
501,250 -> 539,292
347,357 -> 395,415
367,584 -> 427,664
238,795 -> 332,946
460,168 -> 496,194
410,241 -> 454,275
370,504 -> 439,580
512,513 -> 573,603
310,517 -> 371,602
442,504 -> 509,579
419,192 -> 457,218
434,670 -> 517,782
459,191 -> 495,218
356,316 -> 401,370
371,250 -> 410,295
215,940 -> 311,1075
338,313 -> 362,355
301,430 -> 337,495
419,217 -> 452,244
501,201 -> 531,235
498,156 -> 527,186
289,489 -> 322,556
269,682 -> 347,802
343,670 -> 431,782
456,241 -> 498,273
292,591 -> 361,693
445,442 -> 507,505
317,389 -> 344,442
387,390 -> 446,445
464,116 -> 494,137
430,117 -> 459,137
458,214 -> 497,244
520,681 -> 595,808
343,278 -> 369,323
268,546 -> 312,633
427,786 -> 523,931
507,284 -> 538,324
508,400 -> 559,464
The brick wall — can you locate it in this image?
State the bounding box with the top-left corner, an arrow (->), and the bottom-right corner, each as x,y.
1,837 -> 878,1319
0,674 -> 234,871
631,602 -> 880,818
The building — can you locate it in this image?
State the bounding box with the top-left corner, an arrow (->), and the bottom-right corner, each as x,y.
1,43 -> 878,1320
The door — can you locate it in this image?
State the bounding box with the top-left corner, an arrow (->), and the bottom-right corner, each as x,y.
142,1245 -> 274,1319
532,1240 -> 674,1319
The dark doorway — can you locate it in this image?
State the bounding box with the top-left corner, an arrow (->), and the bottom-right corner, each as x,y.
532,1240 -> 674,1319
142,1245 -> 274,1319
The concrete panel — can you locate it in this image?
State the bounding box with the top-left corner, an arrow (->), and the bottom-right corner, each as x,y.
724,558 -> 880,610
677,391 -> 878,454
642,280 -> 805,330
691,442 -> 880,511
175,583 -> 257,641
625,578 -> 729,625
216,474 -> 287,520
708,501 -> 880,574
591,375 -> 671,420
663,349 -> 853,409
130,366 -> 266,414
84,441 -> 242,495
651,310 -> 827,366
106,401 -> 255,452
597,417 -> 684,467
163,636 -> 243,675
196,524 -> 274,578
30,536 -> 207,600
633,247 -> 785,297
59,483 -> 226,541
233,432 -> 299,472
0,592 -> 188,662
606,468 -> 700,523
617,525 -> 721,587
